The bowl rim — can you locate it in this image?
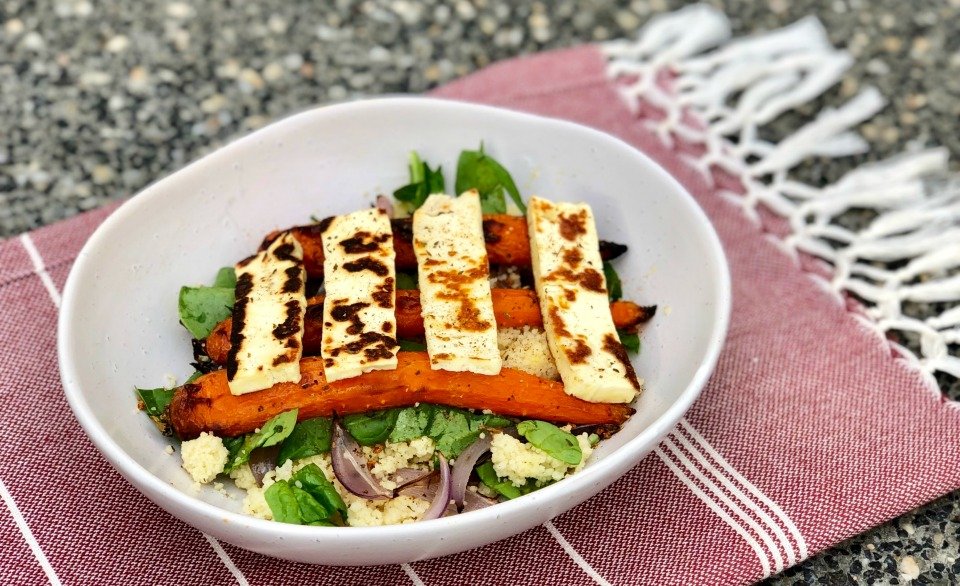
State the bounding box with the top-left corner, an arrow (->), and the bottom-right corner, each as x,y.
58,96 -> 731,542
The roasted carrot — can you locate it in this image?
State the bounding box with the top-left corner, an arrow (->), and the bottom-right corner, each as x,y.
261,215 -> 629,279
170,353 -> 633,439
205,289 -> 655,365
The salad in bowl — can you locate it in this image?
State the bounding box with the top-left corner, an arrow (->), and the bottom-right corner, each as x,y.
139,147 -> 656,528
60,97 -> 729,564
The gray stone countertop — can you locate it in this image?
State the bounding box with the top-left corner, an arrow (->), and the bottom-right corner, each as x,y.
3,0 -> 959,583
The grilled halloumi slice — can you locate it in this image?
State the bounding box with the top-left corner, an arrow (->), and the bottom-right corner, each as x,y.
527,196 -> 641,403
319,208 -> 399,382
413,191 -> 502,375
226,232 -> 307,395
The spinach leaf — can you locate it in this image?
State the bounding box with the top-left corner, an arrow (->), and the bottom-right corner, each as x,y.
617,329 -> 641,354
225,409 -> 298,472
213,266 -> 237,289
382,404 -> 513,456
136,387 -> 175,417
223,436 -> 245,465
425,163 -> 445,195
254,409 -> 299,448
389,404 -> 436,443
455,145 -> 525,214
343,409 -> 400,446
308,519 -> 337,527
475,461 -> 537,500
427,407 -> 512,458
393,151 -> 445,211
395,271 -> 418,290
397,339 -> 427,352
291,485 -> 330,524
263,481 -> 301,524
277,417 -> 333,465
292,463 -> 348,521
178,286 -> 234,339
263,465 -> 348,526
178,266 -> 239,339
516,420 -> 582,466
483,414 -> 514,428
602,261 -> 622,302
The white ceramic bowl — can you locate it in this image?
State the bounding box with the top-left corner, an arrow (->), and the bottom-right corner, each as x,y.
58,97 -> 730,565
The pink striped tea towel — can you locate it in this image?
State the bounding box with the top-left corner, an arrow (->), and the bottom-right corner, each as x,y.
2,5 -> 960,585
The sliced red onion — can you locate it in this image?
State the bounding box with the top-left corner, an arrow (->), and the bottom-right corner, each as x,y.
249,445 -> 280,487
461,490 -> 497,512
375,194 -> 394,217
420,453 -> 451,521
442,490 -> 497,516
331,421 -> 392,500
397,472 -> 439,501
450,434 -> 492,511
395,469 -> 444,509
392,467 -> 434,490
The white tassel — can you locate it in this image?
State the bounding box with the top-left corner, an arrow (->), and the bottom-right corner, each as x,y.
927,305 -> 960,330
617,4 -> 731,62
603,5 -> 959,396
749,88 -> 886,176
680,16 -> 832,75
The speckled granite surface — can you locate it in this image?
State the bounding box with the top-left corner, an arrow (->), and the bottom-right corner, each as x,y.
3,0 -> 959,582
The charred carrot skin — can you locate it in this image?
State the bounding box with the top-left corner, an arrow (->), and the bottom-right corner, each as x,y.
205,290 -> 655,365
169,353 -> 634,440
261,215 -> 628,279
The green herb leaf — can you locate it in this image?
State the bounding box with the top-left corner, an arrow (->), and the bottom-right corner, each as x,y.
516,420 -> 582,466
291,485 -> 330,524
292,463 -> 348,521
185,371 -> 203,383
223,436 -> 245,465
392,183 -> 422,205
455,145 -> 525,214
213,266 -> 237,289
225,409 -> 298,472
264,481 -> 302,524
395,271 -> 418,290
382,404 -> 514,456
257,409 -> 299,448
475,461 -> 537,500
178,286 -> 234,339
427,407 -> 512,458
389,404 -> 436,443
277,417 -> 333,465
428,409 -> 480,458
307,519 -> 337,527
393,151 -> 445,211
397,339 -> 427,352
425,163 -> 445,195
343,409 -> 400,446
617,329 -> 641,354
408,151 -> 425,183
602,261 -> 622,302
340,403 -> 512,457
264,464 -> 348,526
483,414 -> 514,428
136,387 -> 175,417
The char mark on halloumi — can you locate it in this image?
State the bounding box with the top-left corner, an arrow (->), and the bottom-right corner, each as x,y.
528,196 -> 641,404
413,190 -> 502,375
319,207 -> 399,382
226,232 -> 307,396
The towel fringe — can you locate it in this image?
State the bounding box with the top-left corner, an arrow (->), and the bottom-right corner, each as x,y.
604,5 -> 959,401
